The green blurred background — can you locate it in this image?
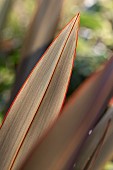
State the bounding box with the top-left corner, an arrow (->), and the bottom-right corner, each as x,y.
0,0 -> 113,168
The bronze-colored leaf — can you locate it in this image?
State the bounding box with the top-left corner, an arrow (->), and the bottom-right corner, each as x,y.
75,106 -> 113,170
22,57 -> 113,170
0,13 -> 80,170
90,108 -> 113,170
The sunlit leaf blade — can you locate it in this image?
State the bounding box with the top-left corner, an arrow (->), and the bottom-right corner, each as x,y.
75,106 -> 113,170
0,13 -> 80,170
91,110 -> 113,170
22,57 -> 113,170
94,137 -> 113,170
8,0 -> 63,110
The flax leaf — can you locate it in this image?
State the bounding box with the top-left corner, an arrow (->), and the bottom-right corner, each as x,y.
75,106 -> 113,170
0,13 -> 80,170
22,57 -> 113,170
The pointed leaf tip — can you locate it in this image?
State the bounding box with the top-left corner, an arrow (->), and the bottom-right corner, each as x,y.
0,14 -> 80,170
